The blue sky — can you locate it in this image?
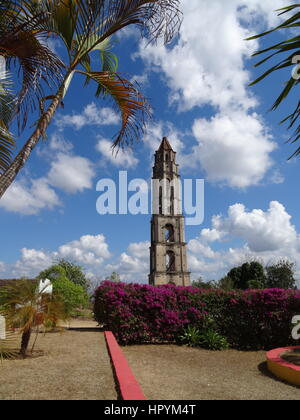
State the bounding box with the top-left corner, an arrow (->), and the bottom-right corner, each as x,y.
1,0 -> 300,286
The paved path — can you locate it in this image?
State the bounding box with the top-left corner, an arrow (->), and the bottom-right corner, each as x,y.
58,318 -> 100,329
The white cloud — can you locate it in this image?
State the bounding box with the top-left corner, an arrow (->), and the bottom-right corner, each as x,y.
13,248 -> 53,278
56,102 -> 120,130
191,111 -> 276,188
48,152 -> 95,194
48,133 -> 73,153
0,177 -> 61,215
138,0 -> 288,113
1,134 -> 95,215
4,234 -> 111,279
204,201 -> 298,252
136,0 -> 290,187
96,137 -> 138,168
58,234 -> 111,266
189,200 -> 300,281
105,241 -> 149,282
130,73 -> 149,86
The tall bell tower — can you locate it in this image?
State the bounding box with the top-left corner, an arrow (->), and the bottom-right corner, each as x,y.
149,137 -> 190,286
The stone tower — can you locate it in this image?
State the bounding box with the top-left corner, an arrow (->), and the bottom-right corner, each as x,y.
149,137 -> 190,286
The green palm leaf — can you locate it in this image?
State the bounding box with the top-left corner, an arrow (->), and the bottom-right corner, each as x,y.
0,0 -> 182,198
77,70 -> 150,147
247,4 -> 300,158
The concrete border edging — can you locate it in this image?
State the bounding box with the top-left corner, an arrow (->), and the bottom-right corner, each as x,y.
104,331 -> 147,400
267,346 -> 300,387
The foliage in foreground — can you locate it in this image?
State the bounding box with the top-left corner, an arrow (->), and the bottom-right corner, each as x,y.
247,4 -> 300,158
94,281 -> 300,350
0,279 -> 69,357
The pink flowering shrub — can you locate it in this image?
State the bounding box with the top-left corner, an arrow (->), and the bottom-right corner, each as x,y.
93,281 -> 300,349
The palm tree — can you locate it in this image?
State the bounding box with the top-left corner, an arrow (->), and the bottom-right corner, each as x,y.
0,71 -> 15,174
0,0 -> 65,174
0,0 -> 182,198
0,279 -> 68,358
247,4 -> 300,158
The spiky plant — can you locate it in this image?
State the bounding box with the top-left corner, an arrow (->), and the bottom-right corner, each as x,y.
0,279 -> 69,358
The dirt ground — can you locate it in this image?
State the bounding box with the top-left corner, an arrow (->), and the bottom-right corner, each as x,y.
0,330 -> 117,400
122,344 -> 300,400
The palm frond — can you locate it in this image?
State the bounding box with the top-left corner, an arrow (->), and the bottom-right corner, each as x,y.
0,330 -> 20,362
38,0 -> 182,65
78,70 -> 150,148
248,4 -> 300,157
0,0 -> 65,131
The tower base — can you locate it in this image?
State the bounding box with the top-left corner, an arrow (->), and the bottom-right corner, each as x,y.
149,272 -> 190,287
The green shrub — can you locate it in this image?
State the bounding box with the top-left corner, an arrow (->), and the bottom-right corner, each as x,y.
198,329 -> 229,351
179,326 -> 203,347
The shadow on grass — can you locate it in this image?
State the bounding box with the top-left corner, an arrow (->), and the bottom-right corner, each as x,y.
258,362 -> 300,389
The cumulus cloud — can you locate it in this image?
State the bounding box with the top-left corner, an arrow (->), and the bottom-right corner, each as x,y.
48,153 -> 95,194
5,234 -> 111,278
136,0 -> 289,187
56,102 -> 120,130
58,234 -> 111,266
0,177 -> 61,215
203,201 -> 298,252
189,200 -> 300,281
138,0 -> 287,113
96,137 -> 138,168
191,112 -> 276,188
12,248 -> 53,278
105,241 -> 149,282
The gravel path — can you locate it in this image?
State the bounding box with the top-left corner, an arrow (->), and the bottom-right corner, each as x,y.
122,344 -> 300,400
0,330 -> 117,400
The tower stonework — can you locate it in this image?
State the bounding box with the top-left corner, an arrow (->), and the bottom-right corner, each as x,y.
149,137 -> 190,286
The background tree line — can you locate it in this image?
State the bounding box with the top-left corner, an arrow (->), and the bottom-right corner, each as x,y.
192,259 -> 298,290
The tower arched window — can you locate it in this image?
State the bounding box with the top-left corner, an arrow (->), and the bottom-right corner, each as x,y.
166,251 -> 176,272
165,224 -> 174,243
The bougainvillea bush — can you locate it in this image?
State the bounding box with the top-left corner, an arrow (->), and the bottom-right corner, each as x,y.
93,281 -> 300,349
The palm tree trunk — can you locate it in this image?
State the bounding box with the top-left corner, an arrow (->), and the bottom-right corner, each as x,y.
20,327 -> 32,358
0,91 -> 63,198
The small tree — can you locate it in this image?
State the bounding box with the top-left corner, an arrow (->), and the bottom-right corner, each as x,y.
37,265 -> 89,316
40,259 -> 90,291
265,260 -> 296,289
0,279 -> 68,357
227,261 -> 266,290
